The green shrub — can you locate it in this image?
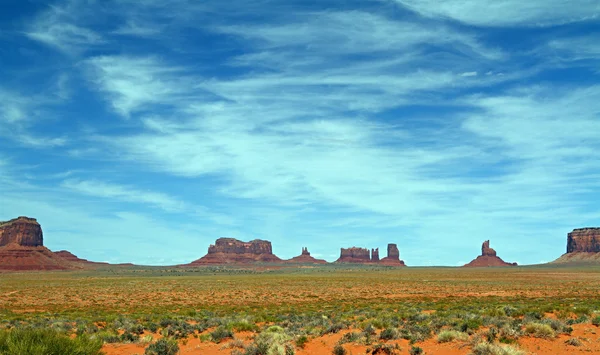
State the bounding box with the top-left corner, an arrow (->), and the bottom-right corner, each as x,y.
246,326 -> 294,355
210,326 -> 234,343
379,328 -> 398,341
0,328 -> 102,355
592,316 -> 600,326
295,335 -> 309,349
332,344 -> 347,355
229,320 -> 258,332
144,338 -> 179,355
368,343 -> 400,354
408,345 -> 423,355
437,330 -> 468,343
524,323 -> 555,339
339,332 -> 361,344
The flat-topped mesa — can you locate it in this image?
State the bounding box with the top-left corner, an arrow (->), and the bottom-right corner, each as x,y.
552,228 -> 600,264
464,240 -> 517,267
0,216 -> 83,271
336,247 -> 371,263
0,216 -> 43,247
567,228 -> 600,253
207,237 -> 274,255
188,237 -> 282,265
380,243 -> 406,266
286,247 -> 327,264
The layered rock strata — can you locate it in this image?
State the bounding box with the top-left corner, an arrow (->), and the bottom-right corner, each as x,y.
552,228 -> 600,264
189,238 -> 282,264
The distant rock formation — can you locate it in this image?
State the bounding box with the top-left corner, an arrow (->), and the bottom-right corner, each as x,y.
552,228 -> 600,264
379,244 -> 406,266
0,216 -> 43,247
336,247 -> 371,263
335,244 -> 406,266
53,250 -> 117,266
286,247 -> 327,264
0,217 -> 76,271
188,238 -> 282,265
463,240 -> 517,267
371,248 -> 380,262
567,228 -> 600,253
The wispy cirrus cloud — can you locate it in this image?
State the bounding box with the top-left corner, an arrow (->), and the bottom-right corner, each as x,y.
392,0 -> 600,27
2,0 -> 599,265
25,3 -> 104,53
61,179 -> 188,212
84,56 -> 194,117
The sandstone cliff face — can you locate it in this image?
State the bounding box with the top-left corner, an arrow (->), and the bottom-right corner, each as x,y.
0,216 -> 43,247
336,244 -> 406,266
379,244 -> 406,266
482,240 -> 497,256
0,216 -> 104,271
336,247 -> 371,263
464,240 -> 517,267
286,247 -> 327,264
567,228 -> 600,253
552,228 -> 600,264
189,238 -> 282,265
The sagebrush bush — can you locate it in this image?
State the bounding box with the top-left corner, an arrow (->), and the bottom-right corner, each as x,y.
471,342 -> 525,355
332,344 -> 347,355
437,329 -> 468,343
379,328 -> 398,340
0,328 -> 103,355
210,326 -> 234,343
524,323 -> 555,339
144,338 -> 179,355
245,326 -> 294,355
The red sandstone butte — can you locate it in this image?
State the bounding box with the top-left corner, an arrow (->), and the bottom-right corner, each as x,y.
286,247 -> 327,264
552,228 -> 600,264
0,216 -> 43,247
379,243 -> 406,266
463,240 -> 517,267
335,244 -> 406,266
335,246 -> 371,263
0,217 -> 78,271
187,237 -> 283,265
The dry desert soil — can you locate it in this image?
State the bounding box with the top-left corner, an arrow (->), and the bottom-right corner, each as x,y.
1,264 -> 600,355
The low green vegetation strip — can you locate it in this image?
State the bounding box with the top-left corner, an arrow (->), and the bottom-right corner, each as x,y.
0,328 -> 102,355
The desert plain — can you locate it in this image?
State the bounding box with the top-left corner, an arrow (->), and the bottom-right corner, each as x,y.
2,265 -> 600,355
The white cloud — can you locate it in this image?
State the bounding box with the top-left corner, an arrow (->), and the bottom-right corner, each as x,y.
25,3 -> 104,53
0,90 -> 31,123
112,21 -> 162,37
62,179 -> 188,212
393,0 -> 600,27
85,56 -> 192,117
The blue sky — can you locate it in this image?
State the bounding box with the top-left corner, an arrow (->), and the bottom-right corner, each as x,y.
1,0 -> 599,266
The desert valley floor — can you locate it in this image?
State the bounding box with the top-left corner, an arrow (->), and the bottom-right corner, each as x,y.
2,265 -> 600,355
